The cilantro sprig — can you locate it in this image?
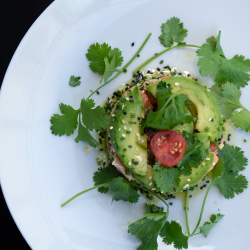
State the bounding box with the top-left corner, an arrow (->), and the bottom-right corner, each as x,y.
211,82 -> 250,132
51,33 -> 152,147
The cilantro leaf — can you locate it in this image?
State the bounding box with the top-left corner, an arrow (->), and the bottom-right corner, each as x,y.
74,120 -> 100,148
100,56 -> 117,83
199,214 -> 224,237
137,233 -> 158,250
197,43 -> 221,76
128,211 -> 168,238
231,109 -> 250,132
210,83 -> 243,119
86,43 -> 123,75
159,17 -> 188,48
160,221 -> 189,250
153,164 -> 181,193
197,31 -> 250,87
93,165 -> 123,193
50,103 -> 79,136
217,144 -> 248,172
80,98 -> 109,131
156,81 -> 172,110
215,55 -> 250,87
211,157 -> 248,199
146,94 -> 193,130
69,76 -> 81,87
106,177 -> 140,203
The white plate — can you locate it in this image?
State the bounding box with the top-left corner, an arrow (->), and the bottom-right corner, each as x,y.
1,0 -> 250,249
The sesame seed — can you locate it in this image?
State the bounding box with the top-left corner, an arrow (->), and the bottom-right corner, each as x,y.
125,97 -> 129,101
205,158 -> 210,161
110,126 -> 113,130
121,134 -> 125,137
208,118 -> 212,121
149,182 -> 152,186
135,148 -> 138,151
131,42 -> 134,46
128,161 -> 131,166
149,176 -> 152,180
183,184 -> 189,189
118,128 -> 121,131
129,128 -> 132,131
175,82 -> 179,86
206,89 -> 210,92
112,114 -> 115,117
121,119 -> 126,124
123,126 -> 127,130
202,162 -> 205,166
186,179 -> 190,182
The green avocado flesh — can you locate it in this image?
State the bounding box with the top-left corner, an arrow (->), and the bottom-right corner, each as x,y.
146,77 -> 223,145
109,86 -> 147,176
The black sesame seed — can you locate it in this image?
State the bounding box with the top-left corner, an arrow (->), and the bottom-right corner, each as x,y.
203,184 -> 207,188
189,195 -> 192,198
187,74 -> 191,77
137,117 -> 141,121
157,68 -> 160,71
206,180 -> 210,183
123,111 -> 127,115
103,162 -> 106,166
223,141 -> 226,145
128,145 -> 132,148
174,188 -> 177,192
96,91 -> 100,95
165,197 -> 169,200
131,42 -> 134,46
178,72 -> 182,76
172,196 -> 176,199
200,186 -> 203,190
218,127 -> 221,131
147,70 -> 150,74
130,100 -> 134,102
132,167 -> 135,170
134,161 -> 138,165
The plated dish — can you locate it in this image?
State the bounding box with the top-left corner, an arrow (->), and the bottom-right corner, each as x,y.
0,1 -> 250,250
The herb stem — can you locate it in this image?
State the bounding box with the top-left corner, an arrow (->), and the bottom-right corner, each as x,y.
87,33 -> 152,100
61,182 -> 110,207
185,190 -> 191,236
133,44 -> 200,74
136,141 -> 153,153
129,182 -> 169,208
191,183 -> 213,236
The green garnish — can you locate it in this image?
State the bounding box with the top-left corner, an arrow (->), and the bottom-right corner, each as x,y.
69,76 -> 81,87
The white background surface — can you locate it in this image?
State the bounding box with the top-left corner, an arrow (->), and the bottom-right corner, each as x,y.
0,0 -> 250,249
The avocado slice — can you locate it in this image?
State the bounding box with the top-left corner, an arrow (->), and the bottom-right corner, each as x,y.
109,86 -> 147,176
146,77 -> 223,145
169,153 -> 214,193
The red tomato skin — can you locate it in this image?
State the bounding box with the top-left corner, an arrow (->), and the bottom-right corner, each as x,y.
150,130 -> 186,167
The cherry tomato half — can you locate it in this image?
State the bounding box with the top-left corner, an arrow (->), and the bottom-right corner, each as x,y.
150,130 -> 186,167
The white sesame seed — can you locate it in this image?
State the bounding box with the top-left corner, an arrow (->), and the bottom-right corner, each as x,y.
141,90 -> 145,93
186,179 -> 190,182
112,114 -> 115,117
122,104 -> 125,110
135,148 -> 138,151
149,176 -> 152,180
121,134 -> 125,137
121,119 -> 126,124
128,161 -> 131,166
202,162 -> 205,166
142,114 -> 145,119
129,128 -> 132,131
206,88 -> 210,92
141,139 -> 145,143
175,82 -> 179,86
123,126 -> 127,130
213,162 -> 216,165
125,97 -> 129,101
136,133 -> 140,137
161,190 -> 164,194
110,126 -> 113,130
118,128 -> 121,131
208,118 -> 212,121
206,158 -> 210,161
149,182 -> 152,186
183,184 -> 189,189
